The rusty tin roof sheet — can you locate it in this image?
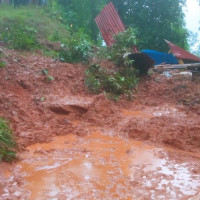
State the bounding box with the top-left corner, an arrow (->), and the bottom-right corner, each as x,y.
165,39 -> 200,62
95,2 -> 125,46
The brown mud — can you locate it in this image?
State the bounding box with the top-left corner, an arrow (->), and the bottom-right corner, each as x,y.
0,47 -> 200,199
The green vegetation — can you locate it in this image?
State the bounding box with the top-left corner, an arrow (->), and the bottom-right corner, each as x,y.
110,28 -> 137,66
111,0 -> 188,51
0,48 -> 5,68
0,0 -> 189,53
0,5 -> 68,45
188,31 -> 200,57
54,0 -> 189,51
86,29 -> 139,100
0,1 -> 191,99
42,68 -> 54,82
0,6 -> 65,57
97,28 -> 137,66
0,61 -> 6,68
1,18 -> 38,50
55,0 -> 107,43
0,117 -> 16,162
85,63 -> 138,101
0,5 -> 94,63
0,0 -> 190,59
58,32 -> 93,63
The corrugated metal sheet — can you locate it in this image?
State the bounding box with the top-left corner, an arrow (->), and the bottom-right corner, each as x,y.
95,2 -> 125,46
165,39 -> 200,62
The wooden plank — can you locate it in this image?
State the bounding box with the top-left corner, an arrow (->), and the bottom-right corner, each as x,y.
155,63 -> 200,70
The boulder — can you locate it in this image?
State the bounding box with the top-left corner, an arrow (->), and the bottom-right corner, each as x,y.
48,96 -> 93,115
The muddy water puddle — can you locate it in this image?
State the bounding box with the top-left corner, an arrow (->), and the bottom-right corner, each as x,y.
122,104 -> 186,119
7,131 -> 199,200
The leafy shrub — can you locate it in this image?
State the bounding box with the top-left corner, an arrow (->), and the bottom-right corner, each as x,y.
0,18 -> 38,50
0,61 -> 6,68
85,63 -> 138,100
42,68 -> 54,83
88,29 -> 139,100
59,32 -> 93,63
110,28 -> 137,66
85,64 -> 102,94
97,28 -> 137,66
0,117 -> 16,162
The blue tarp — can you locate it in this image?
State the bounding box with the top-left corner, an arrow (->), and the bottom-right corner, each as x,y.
141,50 -> 178,65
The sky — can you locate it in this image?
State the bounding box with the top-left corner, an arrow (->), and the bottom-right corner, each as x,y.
184,0 -> 200,33
184,0 -> 200,52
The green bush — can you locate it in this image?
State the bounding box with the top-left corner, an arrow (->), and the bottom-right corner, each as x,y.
59,32 -> 93,63
85,63 -> 138,101
0,6 -> 70,54
0,117 -> 16,162
0,18 -> 39,50
110,28 -> 137,66
97,28 -> 137,66
41,68 -> 55,83
0,61 -> 6,68
88,29 -> 138,100
85,64 -> 102,94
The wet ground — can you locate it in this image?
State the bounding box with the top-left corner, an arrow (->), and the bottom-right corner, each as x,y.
1,127 -> 200,200
1,48 -> 200,199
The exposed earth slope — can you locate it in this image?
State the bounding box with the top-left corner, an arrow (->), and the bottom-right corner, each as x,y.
0,47 -> 200,199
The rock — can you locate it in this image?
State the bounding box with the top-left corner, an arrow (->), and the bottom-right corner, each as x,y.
17,80 -> 30,89
48,96 -> 94,115
12,116 -> 20,123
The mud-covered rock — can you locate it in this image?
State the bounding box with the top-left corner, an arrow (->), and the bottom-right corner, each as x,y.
48,96 -> 94,115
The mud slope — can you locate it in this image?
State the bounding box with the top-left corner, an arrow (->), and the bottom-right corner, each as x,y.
0,48 -> 89,147
0,47 -> 200,151
1,47 -> 200,199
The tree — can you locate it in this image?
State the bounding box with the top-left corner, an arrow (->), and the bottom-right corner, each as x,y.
110,0 -> 188,52
50,0 -> 188,50
56,0 -> 107,43
188,31 -> 200,57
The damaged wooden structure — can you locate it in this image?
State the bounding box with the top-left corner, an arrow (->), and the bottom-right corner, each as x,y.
95,2 -> 200,79
95,2 -> 154,75
158,40 -> 200,80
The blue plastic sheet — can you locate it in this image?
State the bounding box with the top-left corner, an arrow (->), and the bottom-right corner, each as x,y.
141,50 -> 178,65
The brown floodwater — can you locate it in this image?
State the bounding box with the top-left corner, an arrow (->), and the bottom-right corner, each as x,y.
12,130 -> 200,200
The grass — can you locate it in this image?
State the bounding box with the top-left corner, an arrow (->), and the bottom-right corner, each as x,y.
0,6 -> 93,62
0,5 -> 68,38
0,5 -> 69,49
0,61 -> 6,68
0,117 -> 16,162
